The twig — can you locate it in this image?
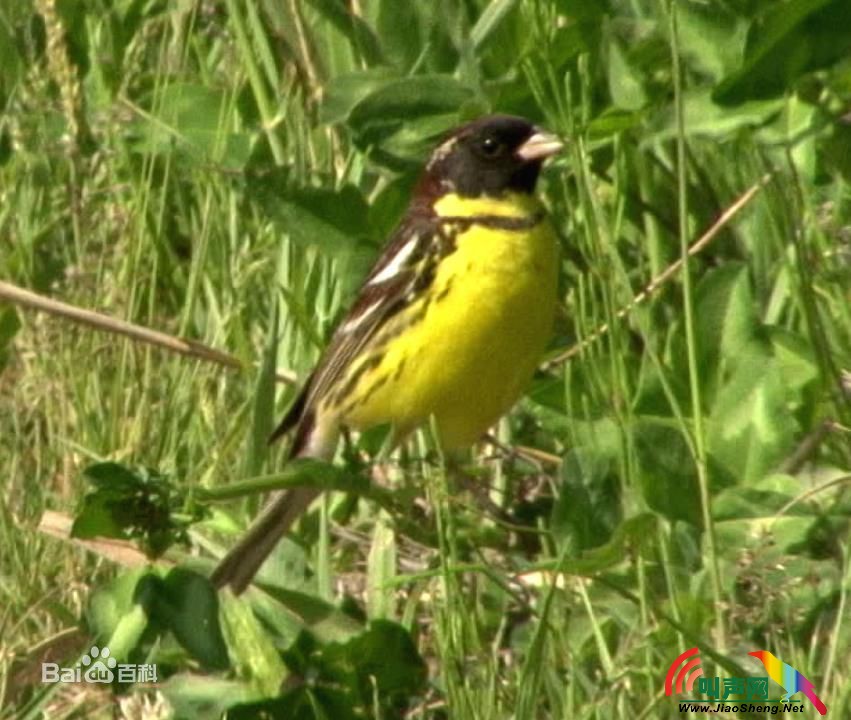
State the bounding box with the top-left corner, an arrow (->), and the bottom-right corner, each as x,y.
482,432 -> 562,467
780,419 -> 840,474
543,173 -> 774,368
0,280 -> 297,384
1,176 -> 772,386
38,510 -> 154,568
773,473 -> 851,519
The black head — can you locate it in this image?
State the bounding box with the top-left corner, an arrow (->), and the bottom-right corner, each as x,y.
419,115 -> 562,200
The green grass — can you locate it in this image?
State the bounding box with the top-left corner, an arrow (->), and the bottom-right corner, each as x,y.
2,0 -> 851,718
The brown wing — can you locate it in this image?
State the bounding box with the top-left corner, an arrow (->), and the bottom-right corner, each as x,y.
270,212 -> 441,451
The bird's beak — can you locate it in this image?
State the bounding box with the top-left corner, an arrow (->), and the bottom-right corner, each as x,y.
516,129 -> 563,162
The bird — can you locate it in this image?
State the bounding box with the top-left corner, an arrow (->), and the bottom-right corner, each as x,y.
211,114 -> 563,593
747,650 -> 827,715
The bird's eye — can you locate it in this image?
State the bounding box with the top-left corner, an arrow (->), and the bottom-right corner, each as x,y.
479,136 -> 504,158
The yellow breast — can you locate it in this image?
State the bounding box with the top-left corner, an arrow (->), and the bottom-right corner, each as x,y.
340,192 -> 559,449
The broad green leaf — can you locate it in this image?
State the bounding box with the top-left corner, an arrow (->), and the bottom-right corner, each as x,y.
72,463 -> 197,557
368,171 -> 418,240
567,417 -> 623,459
346,74 -> 472,146
71,491 -> 128,542
546,20 -> 602,70
319,68 -> 400,125
87,569 -> 148,643
255,585 -> 363,644
230,621 -> 424,716
83,461 -> 147,489
323,620 -> 427,706
227,686 -> 356,720
105,601 -> 154,665
608,39 -> 646,111
373,112 -> 460,165
87,569 -> 158,661
551,447 -> 621,553
588,108 -> 642,139
537,513 -> 658,576
302,0 -> 384,67
714,473 -> 820,519
349,75 -> 472,126
161,675 -> 256,719
665,263 -> 761,406
708,349 -> 797,485
157,568 -> 230,671
755,95 -> 819,178
769,328 -> 819,395
714,0 -> 851,104
130,82 -> 251,169
470,0 -> 521,51
695,263 -> 758,366
634,418 -> 703,526
524,374 -> 569,416
220,592 -> 288,696
647,89 -> 783,141
260,184 -> 372,256
373,1 -> 423,70
676,1 -> 748,81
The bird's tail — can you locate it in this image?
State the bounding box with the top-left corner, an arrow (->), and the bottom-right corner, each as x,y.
802,686 -> 828,716
209,486 -> 321,593
210,414 -> 337,594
